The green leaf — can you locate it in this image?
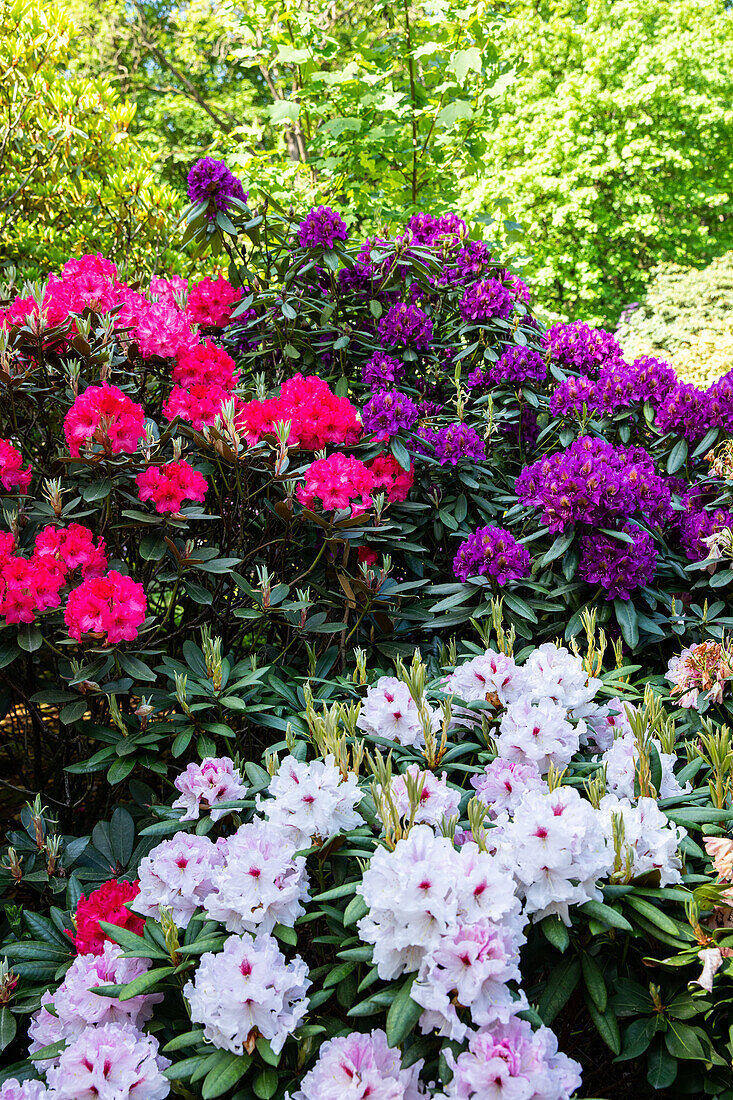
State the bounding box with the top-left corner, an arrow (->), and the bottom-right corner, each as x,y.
624,896 -> 680,937
540,531 -> 575,566
585,993 -> 620,1054
202,1052 -> 251,1098
664,1020 -> 709,1062
0,1006 -> 17,1052
646,1040 -> 678,1089
536,956 -> 581,1024
666,438 -> 688,474
542,915 -> 570,953
436,99 -> 473,127
581,953 -> 608,1013
450,46 -> 482,82
118,653 -> 157,682
17,623 -> 43,652
343,893 -> 369,927
117,965 -> 175,1000
386,974 -> 422,1047
616,1017 -> 655,1062
614,598 -> 639,649
253,1067 -> 278,1099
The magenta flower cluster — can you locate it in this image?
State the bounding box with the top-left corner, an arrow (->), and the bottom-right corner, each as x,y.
516,435 -> 671,533
468,346 -> 547,390
297,206 -> 348,249
543,321 -> 624,377
459,278 -> 514,323
453,525 -> 531,583
579,525 -> 657,600
378,303 -> 433,349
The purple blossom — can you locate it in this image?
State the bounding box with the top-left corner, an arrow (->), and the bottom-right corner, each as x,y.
361,351 -> 404,388
297,206 -> 348,249
579,525 -> 657,600
544,321 -> 624,377
187,158 -> 247,219
655,383 -> 712,444
516,435 -> 671,532
491,345 -> 546,385
550,375 -> 598,416
419,422 -> 486,466
362,389 -> 419,437
679,506 -> 733,560
436,239 -> 494,286
453,525 -> 531,583
459,278 -> 514,323
379,303 -> 433,349
406,212 -> 467,244
631,356 -> 678,406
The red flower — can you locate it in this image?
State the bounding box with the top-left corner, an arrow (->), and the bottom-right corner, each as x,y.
69,878 -> 144,955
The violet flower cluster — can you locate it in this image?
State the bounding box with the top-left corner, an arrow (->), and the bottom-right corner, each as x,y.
515,435 -> 671,532
361,350 -> 404,388
459,277 -> 514,323
544,320 -> 624,376
453,525 -> 531,584
378,303 -> 433,349
361,388 -> 419,437
579,524 -> 657,600
186,157 -> 247,219
297,205 -> 348,249
418,422 -> 486,465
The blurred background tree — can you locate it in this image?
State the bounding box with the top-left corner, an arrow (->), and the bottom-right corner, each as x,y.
4,0 -> 733,331
0,0 -> 182,280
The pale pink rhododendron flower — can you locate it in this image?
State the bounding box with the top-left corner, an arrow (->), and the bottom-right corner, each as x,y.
356,675 -> 437,747
471,758 -> 547,818
203,819 -> 309,934
257,754 -> 363,848
386,764 -> 461,827
184,932 -> 310,1056
134,833 -> 223,928
44,1022 -> 170,1100
288,1028 -> 425,1100
172,756 -> 248,822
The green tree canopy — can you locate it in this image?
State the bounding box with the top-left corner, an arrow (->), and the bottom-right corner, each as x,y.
0,0 -> 182,279
463,0 -> 733,321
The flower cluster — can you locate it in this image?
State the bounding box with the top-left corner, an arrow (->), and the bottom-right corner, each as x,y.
69,878 -> 143,955
496,785 -> 612,923
369,453 -> 414,502
64,570 -> 147,644
0,523 -> 108,626
172,339 -> 238,389
136,459 -> 208,513
385,764 -> 461,827
666,640 -> 733,708
236,374 -> 361,449
468,345 -> 546,389
578,524 -> 657,600
297,205 -> 348,249
361,350 -> 404,387
163,381 -> 232,429
419,422 -> 486,465
187,276 -> 241,328
453,525 -> 531,583
187,156 -> 247,217
495,696 -> 582,774
64,384 -> 146,457
184,932 -> 310,1056
358,825 -> 526,1038
362,389 -> 419,438
257,753 -> 363,849
471,758 -> 547,818
135,833 -> 222,927
516,435 -> 670,532
172,756 -> 248,822
600,794 -> 685,886
45,1022 -> 170,1099
357,675 -> 437,747
297,453 -> 374,514
601,727 -> 690,802
291,1028 -> 425,1100
0,438 -> 32,493
459,278 -> 514,323
379,303 -> 433,349
544,321 -> 624,376
437,1015 -> 582,1100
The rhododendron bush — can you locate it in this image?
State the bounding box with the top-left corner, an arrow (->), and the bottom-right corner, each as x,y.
2,633 -> 733,1097
3,160 -> 733,1096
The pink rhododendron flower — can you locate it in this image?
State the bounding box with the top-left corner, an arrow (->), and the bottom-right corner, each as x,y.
173,339 -> 238,390
187,275 -> 241,327
64,571 -> 147,643
297,453 -> 374,515
172,757 -> 248,822
163,382 -> 231,429
136,459 -> 208,513
0,439 -> 32,493
64,384 -> 146,457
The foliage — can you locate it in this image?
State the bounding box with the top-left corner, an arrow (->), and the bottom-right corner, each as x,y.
617,253 -> 733,388
0,0 -> 182,280
463,0 -> 733,322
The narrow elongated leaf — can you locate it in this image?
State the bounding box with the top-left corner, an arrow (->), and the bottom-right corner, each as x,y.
386,974 -> 422,1047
